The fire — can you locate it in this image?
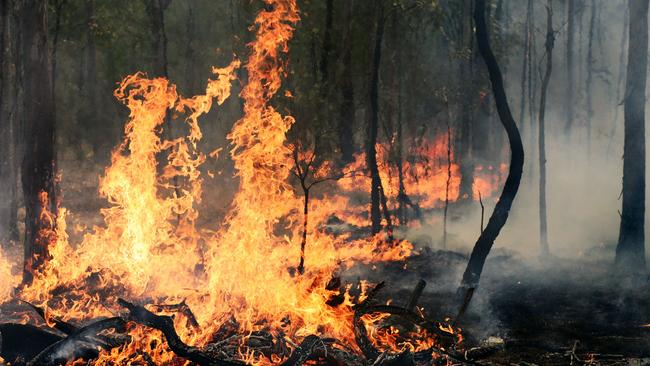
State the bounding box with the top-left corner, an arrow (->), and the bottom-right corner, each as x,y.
8,0 -> 413,364
334,133 -> 505,228
0,0 -> 513,363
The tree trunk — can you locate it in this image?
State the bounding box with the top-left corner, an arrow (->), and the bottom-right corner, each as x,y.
0,0 -> 19,245
538,1 -> 554,257
585,0 -> 596,156
184,2 -> 197,94
297,186 -> 309,275
21,0 -> 57,283
320,0 -> 333,85
458,0 -> 475,201
367,5 -> 386,235
565,0 -> 576,136
149,0 -> 170,77
338,0 -> 355,165
606,6 -> 628,156
456,0 -> 524,317
616,0 -> 648,274
518,0 -> 531,127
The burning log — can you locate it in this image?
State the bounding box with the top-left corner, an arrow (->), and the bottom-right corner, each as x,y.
20,300 -> 78,335
27,317 -> 127,366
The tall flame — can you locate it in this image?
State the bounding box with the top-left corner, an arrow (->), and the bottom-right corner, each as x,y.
0,0 -> 509,364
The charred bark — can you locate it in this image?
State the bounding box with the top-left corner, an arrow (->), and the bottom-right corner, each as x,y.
538,1 -> 555,257
457,0 -> 475,202
0,0 -> 19,244
616,0 -> 648,274
21,0 -> 57,284
149,0 -> 171,77
367,5 -> 392,237
338,0 -> 355,165
456,0 -> 524,317
320,0 -> 333,84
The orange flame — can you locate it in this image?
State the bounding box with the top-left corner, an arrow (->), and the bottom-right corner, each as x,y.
12,1 -> 412,364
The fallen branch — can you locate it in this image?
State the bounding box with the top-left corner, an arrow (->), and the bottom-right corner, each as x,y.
118,298 -> 244,366
20,300 -> 78,335
27,317 -> 127,366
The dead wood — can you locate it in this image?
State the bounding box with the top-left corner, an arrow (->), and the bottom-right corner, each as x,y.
148,299 -> 200,330
0,323 -> 62,364
118,298 -> 244,366
27,317 -> 126,366
406,279 -> 426,312
353,302 -> 466,364
278,335 -> 325,366
20,300 -> 78,335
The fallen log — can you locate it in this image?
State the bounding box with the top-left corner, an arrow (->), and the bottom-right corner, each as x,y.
27,317 -> 127,366
0,323 -> 62,364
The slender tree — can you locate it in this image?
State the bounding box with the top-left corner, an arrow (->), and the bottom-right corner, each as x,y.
538,0 -> 555,257
456,0 -> 524,318
518,0 -> 532,127
21,0 -> 57,283
565,0 -> 576,136
616,0 -> 649,274
585,0 -> 596,156
149,0 -> 171,77
367,4 -> 392,238
338,0 -> 355,165
457,0 -> 475,201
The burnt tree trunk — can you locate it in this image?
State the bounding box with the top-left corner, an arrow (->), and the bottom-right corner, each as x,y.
458,0 -> 475,201
338,0 -> 355,165
184,2 -> 197,94
149,0 -> 170,77
456,0 -> 524,317
367,5 -> 391,236
21,0 -> 57,283
538,1 -> 554,257
0,0 -> 20,244
51,0 -> 65,99
320,0 -> 333,85
616,0 -> 649,274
